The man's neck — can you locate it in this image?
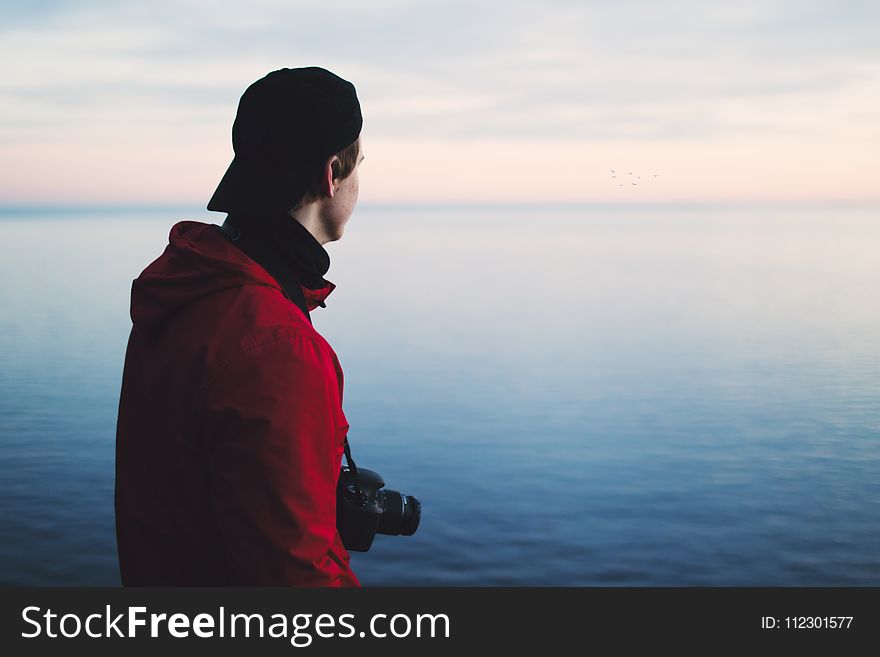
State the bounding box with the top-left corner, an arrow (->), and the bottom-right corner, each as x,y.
288,205 -> 330,245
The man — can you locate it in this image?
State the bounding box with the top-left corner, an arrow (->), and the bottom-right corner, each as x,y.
115,67 -> 364,586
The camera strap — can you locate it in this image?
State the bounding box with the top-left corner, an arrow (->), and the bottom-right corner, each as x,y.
343,436 -> 366,505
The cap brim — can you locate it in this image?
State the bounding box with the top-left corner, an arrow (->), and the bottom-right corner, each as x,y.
207,157 -> 315,215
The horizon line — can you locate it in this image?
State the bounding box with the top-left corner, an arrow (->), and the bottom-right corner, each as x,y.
1,199 -> 879,214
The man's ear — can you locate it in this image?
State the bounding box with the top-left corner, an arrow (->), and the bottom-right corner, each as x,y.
321,155 -> 340,197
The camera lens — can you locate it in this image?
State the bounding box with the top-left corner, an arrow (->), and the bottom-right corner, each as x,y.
377,489 -> 421,536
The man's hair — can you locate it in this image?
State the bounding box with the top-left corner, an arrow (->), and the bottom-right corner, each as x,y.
292,138 -> 360,210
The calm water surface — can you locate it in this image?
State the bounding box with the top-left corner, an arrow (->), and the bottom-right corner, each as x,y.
0,204 -> 878,585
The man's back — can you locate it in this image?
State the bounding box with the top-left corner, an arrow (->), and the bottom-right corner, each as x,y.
115,220 -> 359,586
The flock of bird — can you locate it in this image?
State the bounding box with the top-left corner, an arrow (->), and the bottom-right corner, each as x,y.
610,169 -> 659,187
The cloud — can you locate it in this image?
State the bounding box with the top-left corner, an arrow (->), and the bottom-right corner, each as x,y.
0,0 -> 878,202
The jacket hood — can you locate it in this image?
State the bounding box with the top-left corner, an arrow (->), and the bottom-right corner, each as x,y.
129,221 -> 335,331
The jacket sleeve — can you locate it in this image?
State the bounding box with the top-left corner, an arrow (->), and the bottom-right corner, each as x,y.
201,334 -> 359,587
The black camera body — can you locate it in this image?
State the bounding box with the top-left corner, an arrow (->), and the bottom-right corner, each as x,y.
336,465 -> 421,552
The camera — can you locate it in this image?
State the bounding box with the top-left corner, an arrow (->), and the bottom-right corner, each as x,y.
336,465 -> 421,552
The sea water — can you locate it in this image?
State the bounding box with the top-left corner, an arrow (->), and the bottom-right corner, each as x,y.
0,203 -> 877,585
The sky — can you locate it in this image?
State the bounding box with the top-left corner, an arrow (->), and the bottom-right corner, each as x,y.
1,0 -> 878,206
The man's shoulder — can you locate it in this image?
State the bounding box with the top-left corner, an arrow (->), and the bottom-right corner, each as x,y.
210,289 -> 338,367
198,327 -> 344,420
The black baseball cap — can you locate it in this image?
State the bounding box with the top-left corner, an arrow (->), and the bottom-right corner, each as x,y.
207,66 -> 362,215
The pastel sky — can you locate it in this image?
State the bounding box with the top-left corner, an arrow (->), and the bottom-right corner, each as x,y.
1,0 -> 878,205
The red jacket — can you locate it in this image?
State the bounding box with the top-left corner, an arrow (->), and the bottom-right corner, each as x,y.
115,220 -> 360,587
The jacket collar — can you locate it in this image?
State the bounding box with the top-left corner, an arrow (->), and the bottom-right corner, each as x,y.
219,213 -> 336,318
301,280 -> 336,311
